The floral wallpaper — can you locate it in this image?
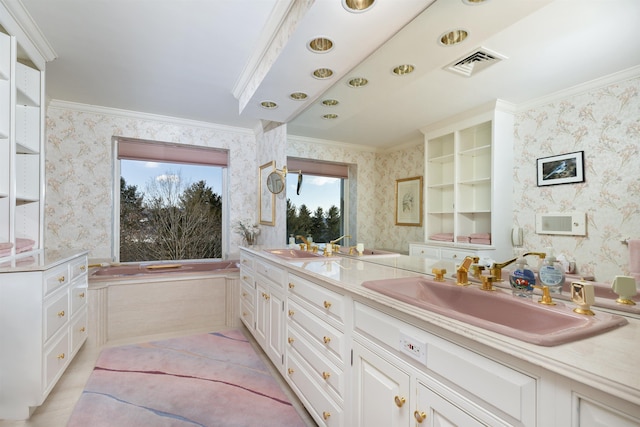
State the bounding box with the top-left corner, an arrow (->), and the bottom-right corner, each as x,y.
44,102 -> 257,261
513,74 -> 640,282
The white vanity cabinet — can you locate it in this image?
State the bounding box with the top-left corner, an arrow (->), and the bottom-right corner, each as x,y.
418,101 -> 514,262
0,251 -> 88,420
285,273 -> 348,426
239,252 -> 256,333
254,258 -> 286,371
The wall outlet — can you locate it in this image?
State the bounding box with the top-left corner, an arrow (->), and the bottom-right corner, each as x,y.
399,331 -> 427,365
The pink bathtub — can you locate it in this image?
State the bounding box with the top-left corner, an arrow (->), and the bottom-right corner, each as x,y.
90,260 -> 239,281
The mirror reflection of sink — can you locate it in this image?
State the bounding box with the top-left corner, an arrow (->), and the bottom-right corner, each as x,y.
362,276 -> 627,346
336,247 -> 401,258
264,248 -> 324,260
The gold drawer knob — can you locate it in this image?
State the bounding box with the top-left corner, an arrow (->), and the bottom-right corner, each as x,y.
288,310 -> 295,316
287,368 -> 294,375
288,337 -> 295,344
242,292 -> 247,297
323,336 -> 331,344
394,395 -> 406,407
323,411 -> 331,420
242,312 -> 248,317
80,327 -> 86,332
57,276 -> 65,283
57,353 -> 65,360
322,371 -> 331,380
288,282 -> 295,289
323,300 -> 332,309
78,292 -> 85,298
414,411 -> 427,423
80,265 -> 86,271
57,310 -> 65,317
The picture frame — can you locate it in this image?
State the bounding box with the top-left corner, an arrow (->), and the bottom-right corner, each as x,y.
536,151 -> 585,187
395,176 -> 423,226
259,161 -> 275,225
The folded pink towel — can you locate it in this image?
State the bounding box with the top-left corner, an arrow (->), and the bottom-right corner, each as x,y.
456,236 -> 470,243
15,238 -> 35,253
629,239 -> 640,274
0,248 -> 11,257
0,242 -> 13,250
470,233 -> 491,239
429,233 -> 454,242
470,238 -> 491,245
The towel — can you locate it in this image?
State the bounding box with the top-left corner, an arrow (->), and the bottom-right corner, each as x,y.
429,233 -> 454,242
470,233 -> 491,239
456,236 -> 470,243
629,239 -> 640,274
470,238 -> 491,245
15,238 -> 35,253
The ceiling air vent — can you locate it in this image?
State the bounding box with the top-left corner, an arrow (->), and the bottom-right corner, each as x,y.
445,47 -> 507,77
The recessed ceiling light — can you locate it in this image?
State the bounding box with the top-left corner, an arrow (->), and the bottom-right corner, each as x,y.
439,29 -> 468,46
343,0 -> 375,12
260,101 -> 277,109
322,99 -> 339,107
392,64 -> 415,76
322,113 -> 339,120
347,77 -> 368,88
308,37 -> 334,53
290,92 -> 308,100
313,68 -> 334,79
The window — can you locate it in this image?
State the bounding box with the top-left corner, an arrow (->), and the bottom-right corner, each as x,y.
115,137 -> 227,262
285,158 -> 348,244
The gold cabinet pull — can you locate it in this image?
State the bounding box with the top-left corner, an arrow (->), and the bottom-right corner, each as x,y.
288,337 -> 295,344
242,275 -> 249,281
80,327 -> 86,332
242,292 -> 247,297
414,411 -> 427,423
287,368 -> 294,375
78,292 -> 85,298
323,300 -> 332,309
323,336 -> 331,344
394,396 -> 405,407
264,293 -> 270,300
322,411 -> 331,420
57,276 -> 65,283
57,353 -> 65,360
288,282 -> 295,289
242,311 -> 248,317
80,265 -> 86,271
322,371 -> 331,380
57,310 -> 65,317
288,310 -> 295,316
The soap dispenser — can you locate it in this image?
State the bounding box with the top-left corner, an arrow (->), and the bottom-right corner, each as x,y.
509,256 -> 536,298
538,247 -> 565,294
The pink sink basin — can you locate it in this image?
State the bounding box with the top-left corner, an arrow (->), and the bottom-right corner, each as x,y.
362,277 -> 627,346
265,248 -> 324,260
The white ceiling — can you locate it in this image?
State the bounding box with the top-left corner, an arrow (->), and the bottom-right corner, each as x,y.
15,0 -> 640,149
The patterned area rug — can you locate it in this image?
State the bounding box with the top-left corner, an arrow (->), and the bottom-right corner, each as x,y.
67,329 -> 307,426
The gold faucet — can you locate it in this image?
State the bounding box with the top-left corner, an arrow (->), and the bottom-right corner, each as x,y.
329,234 -> 351,252
490,252 -> 546,281
295,235 -> 311,251
456,256 -> 478,286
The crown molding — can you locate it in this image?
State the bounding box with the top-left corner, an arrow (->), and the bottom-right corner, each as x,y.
1,0 -> 57,67
47,99 -> 255,136
288,134 -> 379,154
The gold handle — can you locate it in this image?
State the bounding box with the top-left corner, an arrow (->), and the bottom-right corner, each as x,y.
323,300 -> 332,309
287,368 -> 294,375
288,310 -> 295,316
58,276 -> 65,283
322,371 -> 331,380
394,395 -> 405,407
78,292 -> 85,298
242,259 -> 248,264
242,311 -> 248,317
242,292 -> 247,297
414,411 -> 427,423
80,265 -> 86,271
57,310 -> 65,317
288,337 -> 295,344
264,293 -> 270,300
323,411 -> 331,420
242,275 -> 249,280
80,327 -> 86,332
323,336 -> 331,344
288,282 -> 295,289
57,353 -> 65,360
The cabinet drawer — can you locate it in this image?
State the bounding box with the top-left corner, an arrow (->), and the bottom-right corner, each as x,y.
286,352 -> 344,427
240,268 -> 254,288
240,254 -> 254,271
288,274 -> 345,326
44,332 -> 69,393
70,308 -> 88,354
354,302 -> 536,425
240,300 -> 255,331
44,291 -> 69,342
70,280 -> 87,315
440,248 -> 476,262
256,260 -> 284,288
240,281 -> 255,308
409,244 -> 440,258
44,264 -> 69,296
287,299 -> 344,365
69,257 -> 87,280
287,323 -> 345,401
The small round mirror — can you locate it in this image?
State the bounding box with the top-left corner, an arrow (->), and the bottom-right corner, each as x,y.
266,171 -> 285,194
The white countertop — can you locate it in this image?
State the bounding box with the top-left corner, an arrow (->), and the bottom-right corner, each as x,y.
0,249 -> 88,273
245,246 -> 640,407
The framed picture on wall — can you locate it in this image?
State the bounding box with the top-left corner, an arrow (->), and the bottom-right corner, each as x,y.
259,161 -> 275,225
395,176 -> 423,226
537,151 -> 585,186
